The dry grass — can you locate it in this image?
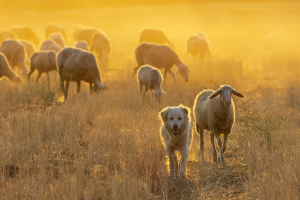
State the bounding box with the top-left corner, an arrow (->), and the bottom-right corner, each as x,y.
0,1 -> 300,199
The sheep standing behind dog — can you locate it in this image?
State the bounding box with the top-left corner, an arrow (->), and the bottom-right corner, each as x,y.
56,47 -> 108,99
49,33 -> 65,48
159,105 -> 193,177
0,39 -> 28,75
139,28 -> 174,47
90,32 -> 111,68
75,41 -> 89,51
20,40 -> 35,66
73,27 -> 100,46
193,85 -> 244,164
28,51 -> 57,83
0,52 -> 21,82
8,25 -> 39,47
40,40 -> 61,53
137,65 -> 165,104
134,43 -> 189,82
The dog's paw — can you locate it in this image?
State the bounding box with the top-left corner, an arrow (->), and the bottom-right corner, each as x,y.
180,170 -> 186,178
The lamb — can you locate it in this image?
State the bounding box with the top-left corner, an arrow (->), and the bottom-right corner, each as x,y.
56,47 -> 108,99
49,33 -> 65,48
75,41 -> 89,51
186,33 -> 211,59
90,32 -> 111,68
8,25 -> 39,47
40,40 -> 61,53
28,51 -> 57,83
0,39 -> 28,75
193,85 -> 244,164
0,52 -> 21,83
0,30 -> 16,44
20,40 -> 35,66
133,43 -> 189,82
137,65 -> 166,104
45,23 -> 67,40
139,28 -> 174,47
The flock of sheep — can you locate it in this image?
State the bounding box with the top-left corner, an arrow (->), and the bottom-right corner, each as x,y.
0,23 -> 243,178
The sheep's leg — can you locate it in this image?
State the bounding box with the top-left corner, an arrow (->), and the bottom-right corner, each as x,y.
65,80 -> 70,99
148,86 -> 154,104
142,87 -> 148,104
179,147 -> 189,177
90,82 -> 93,94
60,79 -> 66,98
77,81 -> 81,93
36,72 -> 41,83
223,133 -> 228,153
27,67 -> 35,82
166,147 -> 177,177
215,134 -> 225,164
164,69 -> 168,81
47,72 -> 50,85
197,124 -> 205,163
210,132 -> 217,162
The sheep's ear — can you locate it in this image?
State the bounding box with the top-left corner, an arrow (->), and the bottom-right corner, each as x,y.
209,90 -> 221,99
159,107 -> 169,122
233,90 -> 244,98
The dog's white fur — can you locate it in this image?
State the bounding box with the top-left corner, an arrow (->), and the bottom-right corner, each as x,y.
159,105 -> 193,177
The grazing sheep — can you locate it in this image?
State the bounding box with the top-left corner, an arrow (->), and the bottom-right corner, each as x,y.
56,47 -> 108,99
137,65 -> 166,104
90,32 -> 111,68
28,51 -> 57,83
73,27 -> 100,46
159,105 -> 193,177
0,52 -> 21,82
134,43 -> 189,82
49,33 -> 65,48
139,28 -> 174,47
0,39 -> 28,75
20,40 -> 35,66
8,25 -> 38,47
45,23 -> 67,39
75,41 -> 89,51
0,30 -> 16,44
193,85 -> 244,164
186,33 -> 211,59
40,40 -> 61,53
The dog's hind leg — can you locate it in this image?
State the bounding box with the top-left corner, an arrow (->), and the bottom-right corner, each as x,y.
166,147 -> 177,177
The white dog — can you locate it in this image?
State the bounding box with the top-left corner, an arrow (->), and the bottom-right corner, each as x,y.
159,105 -> 193,177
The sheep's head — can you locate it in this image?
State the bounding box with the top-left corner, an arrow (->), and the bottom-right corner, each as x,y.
209,85 -> 244,108
21,67 -> 29,75
177,63 -> 189,82
155,90 -> 166,104
94,82 -> 108,93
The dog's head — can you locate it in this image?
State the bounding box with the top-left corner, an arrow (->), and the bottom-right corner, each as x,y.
159,105 -> 190,136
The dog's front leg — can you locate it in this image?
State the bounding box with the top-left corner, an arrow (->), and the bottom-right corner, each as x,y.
167,146 -> 177,177
179,146 -> 189,178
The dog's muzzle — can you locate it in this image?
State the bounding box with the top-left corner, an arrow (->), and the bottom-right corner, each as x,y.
172,125 -> 179,136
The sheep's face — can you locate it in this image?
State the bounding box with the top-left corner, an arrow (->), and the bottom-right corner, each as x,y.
177,63 -> 189,82
155,90 -> 166,104
160,106 -> 190,136
209,85 -> 245,108
94,82 -> 108,93
21,67 -> 29,75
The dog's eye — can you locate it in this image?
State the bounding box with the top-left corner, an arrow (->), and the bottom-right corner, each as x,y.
178,117 -> 182,120
170,117 -> 174,120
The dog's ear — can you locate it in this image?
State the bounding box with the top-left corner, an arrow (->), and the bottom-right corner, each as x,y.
159,107 -> 169,122
180,104 -> 190,116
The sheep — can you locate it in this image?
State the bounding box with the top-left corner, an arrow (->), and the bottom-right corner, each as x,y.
40,40 -> 61,53
20,40 -> 35,66
137,65 -> 166,104
56,47 -> 108,99
186,33 -> 211,59
0,39 -> 28,75
45,23 -> 67,40
133,42 -> 189,82
73,26 -> 100,46
28,51 -> 57,83
90,32 -> 111,68
0,30 -> 16,44
139,28 -> 174,47
193,85 -> 244,164
0,52 -> 21,83
75,41 -> 89,51
8,25 -> 39,47
49,33 -> 65,48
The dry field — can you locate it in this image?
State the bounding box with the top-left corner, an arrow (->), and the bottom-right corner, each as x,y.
0,1 -> 300,199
